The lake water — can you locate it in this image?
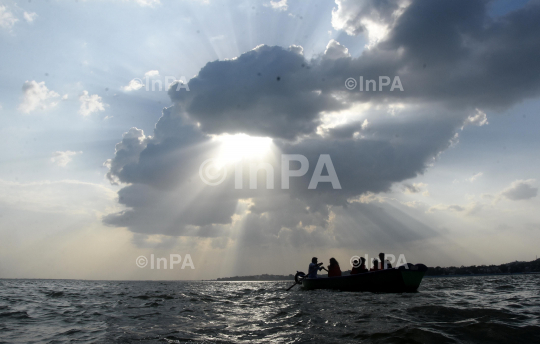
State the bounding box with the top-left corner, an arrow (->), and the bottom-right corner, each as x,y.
1,275 -> 539,343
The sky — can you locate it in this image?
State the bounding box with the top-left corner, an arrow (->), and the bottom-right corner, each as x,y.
0,0 -> 539,280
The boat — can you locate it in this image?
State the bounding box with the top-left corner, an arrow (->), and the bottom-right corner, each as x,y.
295,264 -> 428,292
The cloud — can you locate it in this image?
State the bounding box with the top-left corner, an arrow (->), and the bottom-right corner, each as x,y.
446,205 -> 465,212
104,0 -> 540,243
121,79 -> 144,91
168,45 -> 346,140
18,80 -> 60,114
274,109 -> 460,206
0,179 -> 118,216
23,11 -> 37,23
288,44 -> 303,55
500,179 -> 538,201
332,0 -> 409,43
462,109 -> 488,129
144,70 -> 159,77
323,39 -> 351,60
403,182 -> 427,194
267,0 -> 288,12
329,0 -> 540,109
51,151 -> 82,167
130,0 -> 161,7
168,2 -> 540,141
427,202 -> 482,216
104,127 -> 148,185
467,172 -> 483,182
122,71 -> 158,91
0,5 -> 17,30
103,102 -> 461,239
79,91 -> 106,116
361,119 -> 369,130
0,179 -> 122,279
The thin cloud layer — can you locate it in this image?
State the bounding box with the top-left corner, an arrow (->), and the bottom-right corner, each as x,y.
51,151 -> 83,167
0,5 -> 17,30
23,11 -> 37,23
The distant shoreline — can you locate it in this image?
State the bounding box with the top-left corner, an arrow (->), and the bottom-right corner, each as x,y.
213,259 -> 540,281
213,271 -> 540,282
1,272 -> 539,282
424,271 -> 540,278
2,261 -> 538,282
211,272 -> 540,282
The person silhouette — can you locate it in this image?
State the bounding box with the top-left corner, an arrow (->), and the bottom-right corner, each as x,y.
307,257 -> 326,278
379,253 -> 393,270
328,257 -> 342,277
371,259 -> 380,271
351,257 -> 368,274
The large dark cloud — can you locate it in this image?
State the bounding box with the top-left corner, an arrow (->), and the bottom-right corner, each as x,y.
103,103 -> 460,237
168,45 -> 346,140
105,106 -> 211,189
277,107 -> 462,208
325,0 -> 540,109
104,0 -> 540,243
167,0 -> 540,142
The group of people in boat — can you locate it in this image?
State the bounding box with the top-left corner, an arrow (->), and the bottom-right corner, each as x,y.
308,253 -> 393,278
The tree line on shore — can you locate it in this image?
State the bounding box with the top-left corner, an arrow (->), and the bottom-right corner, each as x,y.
426,258 -> 540,276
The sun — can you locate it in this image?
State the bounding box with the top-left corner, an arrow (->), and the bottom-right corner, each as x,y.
214,133 -> 273,163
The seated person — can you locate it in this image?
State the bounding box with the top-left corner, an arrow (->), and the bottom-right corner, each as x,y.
351,257 -> 368,274
379,252 -> 393,270
328,257 -> 342,277
350,259 -> 360,274
370,259 -> 380,271
307,257 -> 325,278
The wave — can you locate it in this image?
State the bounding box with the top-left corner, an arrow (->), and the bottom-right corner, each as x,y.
408,305 -> 527,323
0,311 -> 30,319
354,327 -> 455,343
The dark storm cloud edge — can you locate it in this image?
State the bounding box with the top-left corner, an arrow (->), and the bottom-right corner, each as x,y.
103,0 -> 540,246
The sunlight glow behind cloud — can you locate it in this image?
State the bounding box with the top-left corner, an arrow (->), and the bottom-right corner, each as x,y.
214,134 -> 273,163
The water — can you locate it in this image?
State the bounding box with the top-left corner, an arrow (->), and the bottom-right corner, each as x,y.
1,275 -> 539,343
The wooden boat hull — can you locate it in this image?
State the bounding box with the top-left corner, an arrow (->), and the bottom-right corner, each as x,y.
301,265 -> 427,292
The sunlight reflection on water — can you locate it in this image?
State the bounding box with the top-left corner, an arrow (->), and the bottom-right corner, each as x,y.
0,275 -> 539,343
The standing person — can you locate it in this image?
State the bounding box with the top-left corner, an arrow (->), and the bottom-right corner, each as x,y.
307,257 -> 326,278
379,253 -> 393,270
371,259 -> 380,271
328,257 -> 342,277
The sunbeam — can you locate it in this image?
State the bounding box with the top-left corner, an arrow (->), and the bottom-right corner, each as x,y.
214,133 -> 273,164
